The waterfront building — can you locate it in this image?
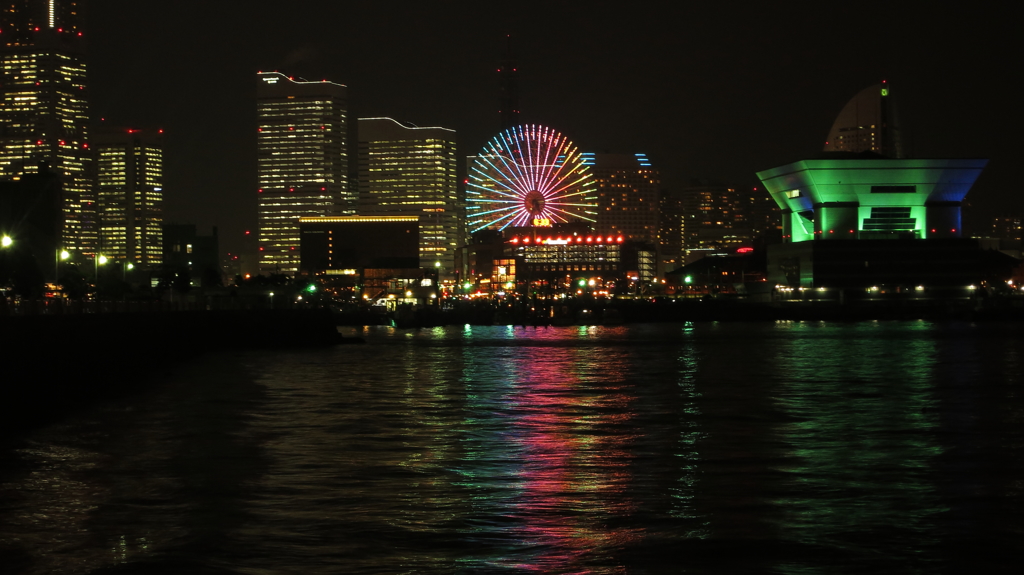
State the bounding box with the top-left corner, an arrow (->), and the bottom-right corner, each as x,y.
93,127 -> 163,267
257,71 -> 350,275
298,215 -> 419,273
759,158 -> 986,244
356,117 -> 458,277
455,226 -> 656,296
298,215 -> 428,302
756,158 -> 1007,289
0,0 -> 93,254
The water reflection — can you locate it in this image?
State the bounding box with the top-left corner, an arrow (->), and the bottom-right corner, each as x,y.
456,326 -> 642,573
770,321 -> 944,573
1,322 -> 1021,574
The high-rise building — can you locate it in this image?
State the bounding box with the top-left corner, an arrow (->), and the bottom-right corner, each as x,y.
823,82 -> 903,158
357,117 -> 458,276
680,182 -> 748,262
0,0 -> 93,254
93,127 -> 163,267
657,189 -> 685,274
583,153 -> 660,244
498,35 -> 519,131
256,71 -> 349,275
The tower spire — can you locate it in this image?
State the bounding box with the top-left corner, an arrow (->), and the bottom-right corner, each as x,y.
498,35 -> 519,131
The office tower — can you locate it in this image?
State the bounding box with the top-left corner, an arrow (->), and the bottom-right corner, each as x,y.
93,127 -> 163,267
657,189 -> 684,274
0,0 -> 93,254
256,71 -> 349,275
498,36 -> 519,131
680,182 -> 752,262
823,82 -> 903,158
357,117 -> 458,276
583,153 -> 660,244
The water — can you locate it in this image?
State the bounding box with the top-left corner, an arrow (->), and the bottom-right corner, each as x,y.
1,321 -> 1021,573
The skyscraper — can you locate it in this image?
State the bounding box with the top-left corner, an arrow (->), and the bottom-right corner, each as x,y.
583,153 -> 660,244
256,71 -> 349,275
357,117 -> 458,276
823,82 -> 903,158
93,127 -> 163,267
497,35 -> 519,131
679,181 -> 758,262
0,0 -> 93,254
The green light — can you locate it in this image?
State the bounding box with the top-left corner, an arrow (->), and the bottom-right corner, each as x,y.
306,284 -> 317,293
463,283 -> 472,290
684,275 -> 693,284
578,279 -> 586,287
881,88 -> 889,97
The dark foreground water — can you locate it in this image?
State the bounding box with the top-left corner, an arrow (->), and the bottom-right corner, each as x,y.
1,321 -> 1022,574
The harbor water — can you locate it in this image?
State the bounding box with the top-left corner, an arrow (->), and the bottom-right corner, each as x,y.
1,321 -> 1021,573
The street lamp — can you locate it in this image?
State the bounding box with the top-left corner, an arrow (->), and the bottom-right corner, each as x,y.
55,248 -> 71,283
1,235 -> 12,248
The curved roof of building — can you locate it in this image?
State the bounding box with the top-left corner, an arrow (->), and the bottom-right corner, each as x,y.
756,158 -> 988,213
823,83 -> 903,158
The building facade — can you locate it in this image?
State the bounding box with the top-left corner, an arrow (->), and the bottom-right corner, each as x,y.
583,153 -> 660,245
357,117 -> 458,277
0,0 -> 93,254
679,182 -> 753,262
823,82 -> 903,158
256,71 -> 350,275
93,127 -> 163,267
758,159 -> 987,244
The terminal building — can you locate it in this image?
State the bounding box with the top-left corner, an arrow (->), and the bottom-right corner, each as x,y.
757,84 -> 1014,293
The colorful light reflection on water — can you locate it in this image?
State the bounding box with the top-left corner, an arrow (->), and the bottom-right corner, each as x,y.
0,322 -> 1021,574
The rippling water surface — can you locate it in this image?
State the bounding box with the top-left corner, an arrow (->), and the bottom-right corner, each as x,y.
1,321 -> 1022,573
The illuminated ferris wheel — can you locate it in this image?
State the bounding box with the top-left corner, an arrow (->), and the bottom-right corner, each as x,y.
466,125 -> 597,232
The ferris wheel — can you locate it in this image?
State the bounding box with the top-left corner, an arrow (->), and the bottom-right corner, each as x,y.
466,125 -> 597,233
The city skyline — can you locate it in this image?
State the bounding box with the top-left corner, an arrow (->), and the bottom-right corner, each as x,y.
48,3 -> 1021,256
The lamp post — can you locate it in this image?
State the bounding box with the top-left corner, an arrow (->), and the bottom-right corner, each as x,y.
55,249 -> 70,283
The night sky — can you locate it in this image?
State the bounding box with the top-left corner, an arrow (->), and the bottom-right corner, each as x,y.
84,2 -> 1018,254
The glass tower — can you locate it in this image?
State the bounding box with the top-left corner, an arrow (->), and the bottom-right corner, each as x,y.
93,127 -> 163,267
357,117 -> 458,277
0,0 -> 93,254
257,72 -> 349,275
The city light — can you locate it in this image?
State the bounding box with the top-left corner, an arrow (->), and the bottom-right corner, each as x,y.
1,235 -> 11,248
466,125 -> 597,232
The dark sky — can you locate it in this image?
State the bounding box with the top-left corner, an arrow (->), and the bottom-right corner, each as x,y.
85,2 -> 1019,254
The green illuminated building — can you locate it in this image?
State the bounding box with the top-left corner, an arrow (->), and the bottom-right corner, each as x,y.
755,158 -> 1010,291
757,158 -> 987,243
